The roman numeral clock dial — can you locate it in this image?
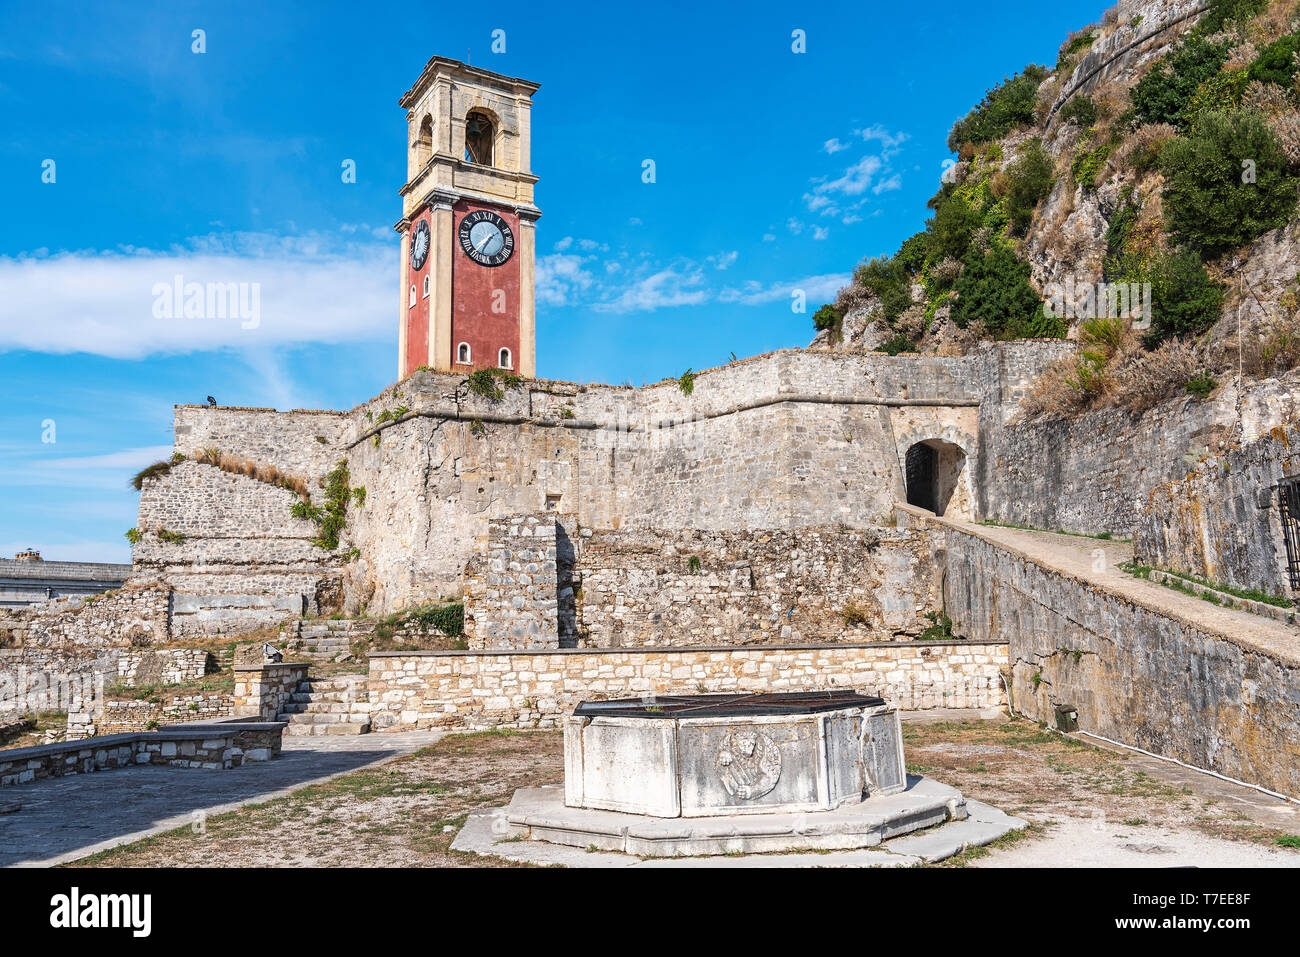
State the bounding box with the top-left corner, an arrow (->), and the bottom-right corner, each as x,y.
458,210 -> 515,266
409,220 -> 430,270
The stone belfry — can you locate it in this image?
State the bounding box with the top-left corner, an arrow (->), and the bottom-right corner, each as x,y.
396,56 -> 540,378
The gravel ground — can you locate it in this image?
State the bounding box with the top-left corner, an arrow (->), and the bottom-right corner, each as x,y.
66,718 -> 1300,868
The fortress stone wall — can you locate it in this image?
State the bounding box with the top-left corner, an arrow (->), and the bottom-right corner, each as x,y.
141,344 -> 1064,633
565,523 -> 941,648
932,510 -> 1300,798
1137,416 -> 1300,596
124,339 -> 1300,659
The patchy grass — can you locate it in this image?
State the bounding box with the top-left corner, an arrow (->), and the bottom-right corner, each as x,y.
1120,560 -> 1294,609
68,717 -> 1300,868
936,821 -> 1044,867
1,710 -> 66,749
905,718 -> 1300,849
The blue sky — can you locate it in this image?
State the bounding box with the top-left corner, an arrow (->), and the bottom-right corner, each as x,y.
0,0 -> 1104,562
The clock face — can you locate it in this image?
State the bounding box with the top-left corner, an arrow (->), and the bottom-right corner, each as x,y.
410,220 -> 430,271
458,209 -> 515,267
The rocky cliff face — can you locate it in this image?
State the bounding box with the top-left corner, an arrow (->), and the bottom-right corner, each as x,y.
813,0 -> 1300,398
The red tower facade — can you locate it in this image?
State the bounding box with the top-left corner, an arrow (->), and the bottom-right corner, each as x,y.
395,57 -> 540,378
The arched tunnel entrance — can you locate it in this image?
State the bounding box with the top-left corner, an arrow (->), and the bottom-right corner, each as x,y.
904,439 -> 967,517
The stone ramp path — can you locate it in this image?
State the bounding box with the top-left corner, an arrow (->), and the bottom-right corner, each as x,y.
0,731 -> 441,867
946,520 -> 1300,663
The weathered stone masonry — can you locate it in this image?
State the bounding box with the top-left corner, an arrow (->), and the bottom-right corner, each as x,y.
153,344 -> 1062,628
367,641 -> 1008,731
934,513 -> 1300,798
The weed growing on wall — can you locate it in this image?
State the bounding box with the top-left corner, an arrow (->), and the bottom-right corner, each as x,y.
290,460 -> 357,550
466,367 -> 523,401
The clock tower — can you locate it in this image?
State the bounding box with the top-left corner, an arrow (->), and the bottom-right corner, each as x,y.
396,56 -> 540,379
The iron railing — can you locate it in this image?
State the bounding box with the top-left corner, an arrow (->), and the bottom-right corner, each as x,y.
1277,476 -> 1300,590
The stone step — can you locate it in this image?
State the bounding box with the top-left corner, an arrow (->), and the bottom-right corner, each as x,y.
278,711 -> 371,726
279,701 -> 370,715
301,674 -> 367,687
289,689 -> 367,704
282,721 -> 371,736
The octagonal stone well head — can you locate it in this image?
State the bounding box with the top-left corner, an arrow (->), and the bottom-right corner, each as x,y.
563,692 -> 906,818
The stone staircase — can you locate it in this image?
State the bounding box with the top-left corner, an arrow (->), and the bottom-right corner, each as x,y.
282,619 -> 375,662
276,673 -> 371,735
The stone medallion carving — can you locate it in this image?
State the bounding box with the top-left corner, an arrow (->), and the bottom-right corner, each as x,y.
716,728 -> 782,800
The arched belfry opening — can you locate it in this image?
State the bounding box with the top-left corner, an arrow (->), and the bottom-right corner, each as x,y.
904,439 -> 967,517
415,114 -> 433,168
465,110 -> 494,165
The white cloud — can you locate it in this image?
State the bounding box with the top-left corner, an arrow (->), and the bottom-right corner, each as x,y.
856,125 -> 909,155
553,236 -> 574,251
804,125 -> 908,222
0,232 -> 394,359
38,446 -> 174,471
592,266 -> 709,314
708,251 -> 739,270
719,273 -> 851,306
812,226 -> 830,241
872,173 -> 903,195
535,253 -> 597,307
815,155 -> 884,198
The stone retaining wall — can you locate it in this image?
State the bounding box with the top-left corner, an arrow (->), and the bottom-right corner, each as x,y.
572,523 -> 940,647
67,691 -> 235,739
937,516 -> 1300,798
116,648 -> 216,686
1136,421 -> 1300,598
0,649 -> 117,718
463,513 -> 560,649
5,583 -> 172,650
367,641 -> 1008,731
0,721 -> 283,787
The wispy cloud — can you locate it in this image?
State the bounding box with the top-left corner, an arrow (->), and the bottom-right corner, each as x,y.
0,231 -> 394,358
719,273 -> 851,306
593,265 -> 710,314
803,124 -> 909,230
37,446 -> 174,472
536,253 -> 598,307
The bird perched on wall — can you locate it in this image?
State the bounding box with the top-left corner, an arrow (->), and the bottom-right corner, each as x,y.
206,396 -> 217,407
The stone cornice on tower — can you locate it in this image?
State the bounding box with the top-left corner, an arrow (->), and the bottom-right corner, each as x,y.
398,55 -> 540,109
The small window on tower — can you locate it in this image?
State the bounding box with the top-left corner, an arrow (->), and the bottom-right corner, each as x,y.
457,342 -> 472,365
409,285 -> 417,307
465,110 -> 494,166
422,275 -> 430,299
498,347 -> 512,370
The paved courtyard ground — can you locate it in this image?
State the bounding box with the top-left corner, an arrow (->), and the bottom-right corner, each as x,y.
7,715 -> 1292,868
0,731 -> 440,867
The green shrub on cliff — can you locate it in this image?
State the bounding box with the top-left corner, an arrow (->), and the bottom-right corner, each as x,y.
1001,139 -> 1056,235
1160,109 -> 1299,256
1129,34 -> 1230,129
950,242 -> 1061,338
947,65 -> 1049,151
